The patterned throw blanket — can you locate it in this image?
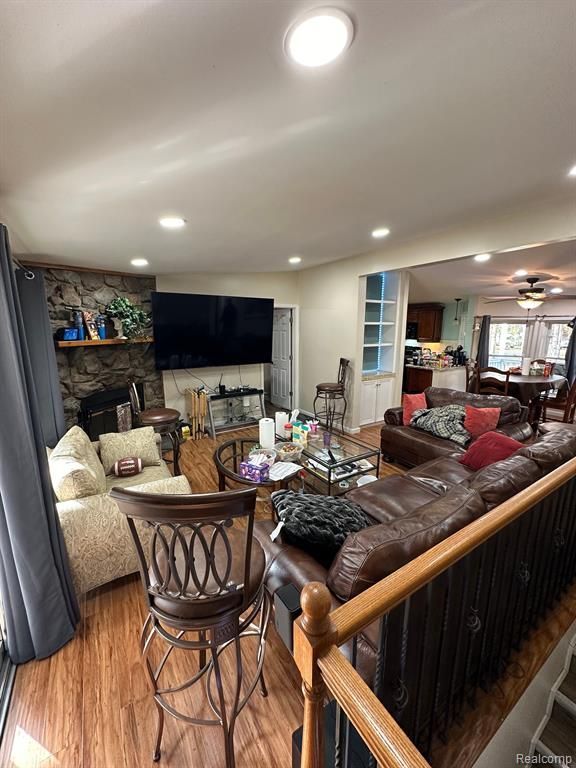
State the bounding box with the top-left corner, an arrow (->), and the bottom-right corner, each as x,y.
410,404 -> 470,446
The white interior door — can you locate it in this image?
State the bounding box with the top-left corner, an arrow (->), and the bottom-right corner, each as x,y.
271,308 -> 292,409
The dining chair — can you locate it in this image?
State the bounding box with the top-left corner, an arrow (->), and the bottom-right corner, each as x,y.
539,378 -> 576,424
109,485 -> 270,767
476,366 -> 510,396
465,361 -> 478,392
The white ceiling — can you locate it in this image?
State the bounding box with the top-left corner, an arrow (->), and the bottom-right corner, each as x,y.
1,0 -> 575,274
408,238 -> 576,302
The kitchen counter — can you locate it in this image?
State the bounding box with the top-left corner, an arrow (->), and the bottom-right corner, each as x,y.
403,364 -> 467,393
405,365 -> 466,371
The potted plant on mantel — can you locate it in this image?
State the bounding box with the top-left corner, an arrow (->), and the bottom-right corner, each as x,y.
105,297 -> 151,340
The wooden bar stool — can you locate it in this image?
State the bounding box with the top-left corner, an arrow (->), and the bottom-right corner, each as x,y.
313,358 -> 349,432
129,381 -> 182,475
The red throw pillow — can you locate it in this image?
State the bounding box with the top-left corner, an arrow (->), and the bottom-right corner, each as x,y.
464,406 -> 501,438
402,393 -> 427,425
459,431 -> 523,471
113,457 -> 143,477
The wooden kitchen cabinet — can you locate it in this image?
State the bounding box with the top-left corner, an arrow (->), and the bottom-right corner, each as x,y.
408,303 -> 444,342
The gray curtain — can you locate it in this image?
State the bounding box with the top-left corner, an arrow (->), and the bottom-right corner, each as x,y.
0,224 -> 79,663
16,268 -> 65,448
477,315 -> 491,368
566,322 -> 576,385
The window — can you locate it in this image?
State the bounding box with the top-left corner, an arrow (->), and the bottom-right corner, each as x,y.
546,322 -> 571,364
488,322 -> 527,369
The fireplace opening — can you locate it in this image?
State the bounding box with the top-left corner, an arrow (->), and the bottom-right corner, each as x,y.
78,383 -> 144,441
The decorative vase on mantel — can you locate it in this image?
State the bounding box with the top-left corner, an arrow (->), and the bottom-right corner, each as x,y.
112,318 -> 126,339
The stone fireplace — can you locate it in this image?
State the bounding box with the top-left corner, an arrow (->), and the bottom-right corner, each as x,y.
43,267 -> 164,428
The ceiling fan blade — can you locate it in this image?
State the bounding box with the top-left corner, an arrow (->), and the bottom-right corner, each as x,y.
482,297 -> 519,303
547,294 -> 576,300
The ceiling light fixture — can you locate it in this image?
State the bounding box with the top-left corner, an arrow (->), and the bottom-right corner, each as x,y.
159,216 -> 186,229
130,258 -> 149,267
550,287 -> 564,294
517,297 -> 543,310
288,255 -> 302,264
371,227 -> 390,239
514,269 -> 528,277
568,164 -> 576,177
474,253 -> 491,263
285,9 -> 354,67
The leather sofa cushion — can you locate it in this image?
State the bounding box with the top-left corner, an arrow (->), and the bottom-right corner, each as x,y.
327,485 -> 486,601
346,475 -> 452,524
469,455 -> 543,510
407,457 -> 474,486
496,421 -> 534,443
381,424 -> 465,467
518,431 -> 576,472
424,387 -> 523,425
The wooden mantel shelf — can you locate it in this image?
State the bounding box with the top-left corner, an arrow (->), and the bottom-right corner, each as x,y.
56,337 -> 153,348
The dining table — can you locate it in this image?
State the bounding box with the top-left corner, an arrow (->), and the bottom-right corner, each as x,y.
479,372 -> 566,406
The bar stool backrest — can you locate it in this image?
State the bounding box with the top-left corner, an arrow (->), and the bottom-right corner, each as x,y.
110,486 -> 258,623
338,358 -> 350,388
129,380 -> 142,421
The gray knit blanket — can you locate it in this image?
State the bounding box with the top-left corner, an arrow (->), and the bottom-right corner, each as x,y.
410,404 -> 471,446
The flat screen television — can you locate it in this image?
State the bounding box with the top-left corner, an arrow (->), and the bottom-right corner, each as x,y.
151,291 -> 274,370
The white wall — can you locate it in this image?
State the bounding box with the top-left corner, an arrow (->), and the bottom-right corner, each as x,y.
155,271 -> 299,417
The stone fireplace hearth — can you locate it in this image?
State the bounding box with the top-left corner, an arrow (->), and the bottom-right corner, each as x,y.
44,267 -> 164,428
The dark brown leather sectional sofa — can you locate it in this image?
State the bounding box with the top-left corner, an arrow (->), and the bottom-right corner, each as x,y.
380,386 -> 533,466
253,405 -> 576,680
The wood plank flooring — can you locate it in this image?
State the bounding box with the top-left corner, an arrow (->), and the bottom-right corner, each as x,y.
0,422 -> 395,768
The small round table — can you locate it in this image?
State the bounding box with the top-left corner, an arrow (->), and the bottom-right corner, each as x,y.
213,438 -> 298,492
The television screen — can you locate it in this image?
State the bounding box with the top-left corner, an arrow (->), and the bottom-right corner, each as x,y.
151,291 -> 274,370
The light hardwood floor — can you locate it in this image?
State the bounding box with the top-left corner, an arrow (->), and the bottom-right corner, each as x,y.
0,422 -> 397,768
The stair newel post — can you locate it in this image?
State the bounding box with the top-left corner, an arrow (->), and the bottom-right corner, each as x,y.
293,582 -> 337,768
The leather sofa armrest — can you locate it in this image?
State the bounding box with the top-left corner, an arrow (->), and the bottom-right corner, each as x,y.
327,486 -> 486,601
384,407 -> 403,426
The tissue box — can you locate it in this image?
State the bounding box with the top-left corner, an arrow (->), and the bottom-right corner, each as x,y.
239,461 -> 270,483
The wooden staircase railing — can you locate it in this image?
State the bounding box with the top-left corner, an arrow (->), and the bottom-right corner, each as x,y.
293,456 -> 576,768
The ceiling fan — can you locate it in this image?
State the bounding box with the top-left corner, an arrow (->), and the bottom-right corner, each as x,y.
483,277 -> 576,309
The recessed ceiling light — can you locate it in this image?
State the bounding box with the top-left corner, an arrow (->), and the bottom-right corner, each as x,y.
285,9 -> 354,67
371,227 -> 390,239
568,164 -> 576,177
550,287 -> 564,294
474,253 -> 491,262
514,269 -> 528,277
159,216 -> 186,229
288,255 -> 302,265
130,258 -> 149,267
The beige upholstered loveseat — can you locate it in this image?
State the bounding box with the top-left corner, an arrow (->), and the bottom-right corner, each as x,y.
47,426 -> 191,595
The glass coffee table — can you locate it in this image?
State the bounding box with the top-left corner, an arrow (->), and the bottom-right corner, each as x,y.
278,429 -> 381,496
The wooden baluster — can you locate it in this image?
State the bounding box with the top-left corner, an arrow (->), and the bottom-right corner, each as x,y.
293,582 -> 336,768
